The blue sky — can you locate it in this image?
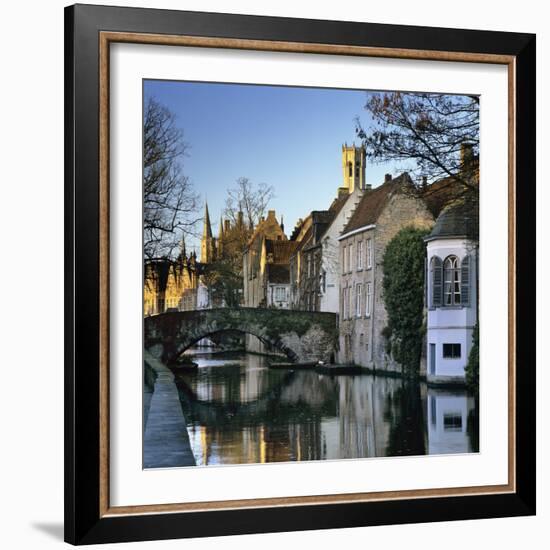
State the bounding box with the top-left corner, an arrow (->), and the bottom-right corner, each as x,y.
144,79 -> 399,252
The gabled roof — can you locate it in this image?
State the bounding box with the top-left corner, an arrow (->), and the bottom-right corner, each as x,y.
247,210 -> 286,247
342,172 -> 413,234
328,192 -> 350,217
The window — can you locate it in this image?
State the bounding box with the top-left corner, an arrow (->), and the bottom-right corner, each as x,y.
357,241 -> 363,270
443,255 -> 461,305
430,256 -> 443,307
275,286 -> 286,302
342,287 -> 347,319
348,243 -> 353,272
366,238 -> 372,269
356,283 -> 362,317
342,246 -> 347,273
307,254 -> 311,277
349,285 -> 353,319
365,282 -> 372,317
359,333 -> 364,346
443,413 -> 463,431
442,343 -> 461,358
348,161 -> 353,177
355,162 -> 360,177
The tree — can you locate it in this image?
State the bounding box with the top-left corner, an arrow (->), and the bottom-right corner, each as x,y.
356,92 -> 479,188
382,227 -> 430,375
205,177 -> 275,307
224,177 -> 275,230
465,322 -> 479,392
143,97 -> 199,261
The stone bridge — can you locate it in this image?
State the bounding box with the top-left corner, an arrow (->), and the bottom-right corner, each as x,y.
144,308 -> 339,364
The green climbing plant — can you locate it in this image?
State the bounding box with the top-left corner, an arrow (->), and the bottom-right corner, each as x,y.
465,322 -> 479,392
382,226 -> 430,376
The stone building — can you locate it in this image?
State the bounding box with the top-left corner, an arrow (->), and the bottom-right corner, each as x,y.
289,211 -> 334,311
337,172 -> 434,370
424,197 -> 479,384
242,210 -> 294,353
263,239 -> 298,308
242,209 -> 288,307
143,246 -> 201,316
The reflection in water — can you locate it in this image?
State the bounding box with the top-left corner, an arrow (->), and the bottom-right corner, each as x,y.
171,350 -> 479,466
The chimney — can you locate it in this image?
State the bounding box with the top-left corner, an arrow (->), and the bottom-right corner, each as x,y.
224,219 -> 231,233
422,176 -> 428,190
280,215 -> 285,234
237,210 -> 244,227
384,173 -> 392,183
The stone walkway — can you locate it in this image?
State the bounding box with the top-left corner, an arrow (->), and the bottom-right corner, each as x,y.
143,351 -> 196,468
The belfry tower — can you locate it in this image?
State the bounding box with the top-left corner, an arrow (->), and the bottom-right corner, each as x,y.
342,143 -> 366,192
200,201 -> 215,263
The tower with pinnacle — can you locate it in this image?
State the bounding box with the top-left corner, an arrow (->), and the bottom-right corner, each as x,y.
342,143 -> 366,192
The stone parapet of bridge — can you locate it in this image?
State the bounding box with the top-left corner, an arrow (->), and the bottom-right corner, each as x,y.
144,307 -> 338,364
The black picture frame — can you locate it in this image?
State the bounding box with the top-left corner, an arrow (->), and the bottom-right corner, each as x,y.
65,3 -> 536,545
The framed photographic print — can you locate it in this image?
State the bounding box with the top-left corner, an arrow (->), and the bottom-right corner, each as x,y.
64,3 -> 536,545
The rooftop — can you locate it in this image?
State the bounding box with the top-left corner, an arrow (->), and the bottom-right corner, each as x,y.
342,172 -> 413,235
425,196 -> 479,241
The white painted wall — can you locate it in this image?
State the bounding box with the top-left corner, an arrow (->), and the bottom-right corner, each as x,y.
427,238 -> 478,379
319,188 -> 364,313
427,393 -> 476,454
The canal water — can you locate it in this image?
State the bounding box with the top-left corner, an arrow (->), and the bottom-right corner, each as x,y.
169,349 -> 479,467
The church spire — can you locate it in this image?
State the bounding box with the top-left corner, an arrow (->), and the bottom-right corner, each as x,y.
201,200 -> 215,263
202,201 -> 212,239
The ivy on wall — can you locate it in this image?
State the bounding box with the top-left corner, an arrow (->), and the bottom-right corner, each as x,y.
382,226 -> 429,376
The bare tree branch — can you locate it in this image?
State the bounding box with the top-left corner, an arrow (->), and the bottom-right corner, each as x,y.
356,92 -> 479,189
143,96 -> 199,261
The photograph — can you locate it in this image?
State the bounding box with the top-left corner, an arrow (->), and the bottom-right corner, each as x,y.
142,80 -> 480,469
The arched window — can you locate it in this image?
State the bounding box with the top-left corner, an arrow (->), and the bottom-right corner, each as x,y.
443,255 -> 461,305
461,255 -> 470,306
430,256 -> 443,307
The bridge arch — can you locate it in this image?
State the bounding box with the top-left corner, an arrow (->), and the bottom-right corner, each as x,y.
171,328 -> 298,363
144,307 -> 338,365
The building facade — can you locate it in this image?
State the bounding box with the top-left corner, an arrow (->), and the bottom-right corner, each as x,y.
143,248 -> 201,316
337,173 -> 434,370
242,210 -> 292,353
425,198 -> 479,383
290,143 -> 368,313
243,209 -> 287,308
